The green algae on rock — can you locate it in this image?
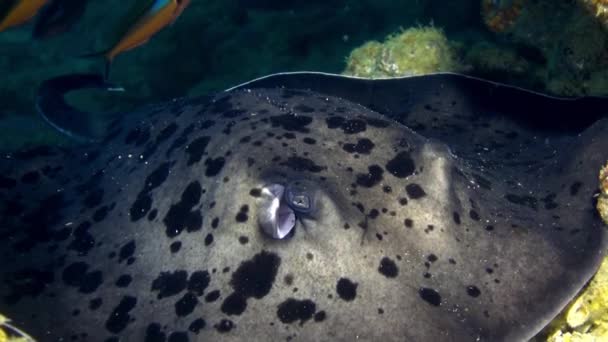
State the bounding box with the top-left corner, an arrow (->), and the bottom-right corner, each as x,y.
343,26 -> 462,78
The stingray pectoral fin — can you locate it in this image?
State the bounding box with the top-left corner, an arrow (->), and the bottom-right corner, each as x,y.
35,73 -> 124,143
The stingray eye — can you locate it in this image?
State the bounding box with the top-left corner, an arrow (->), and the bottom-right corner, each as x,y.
284,182 -> 314,214
258,184 -> 296,239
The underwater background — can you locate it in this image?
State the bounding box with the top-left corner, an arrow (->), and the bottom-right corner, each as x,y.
1,1 -> 608,341
2,0 -> 608,151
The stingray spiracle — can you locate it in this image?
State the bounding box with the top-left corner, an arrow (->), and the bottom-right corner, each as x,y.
258,182 -> 314,239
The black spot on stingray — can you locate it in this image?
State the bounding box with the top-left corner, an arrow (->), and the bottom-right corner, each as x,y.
378,257 -> 399,278
404,218 -> 414,228
221,293 -> 247,315
125,127 -> 150,146
205,290 -> 220,302
249,188 -> 261,197
235,205 -> 249,223
20,171 -> 40,184
170,241 -> 182,253
0,175 -> 17,189
215,319 -> 234,333
211,217 -> 220,229
118,240 -> 136,264
453,212 -> 461,225
62,262 -> 88,286
302,137 -> 316,145
168,331 -> 189,342
343,138 -> 375,154
4,268 -> 54,304
542,193 -> 559,210
204,157 -> 225,177
386,151 -> 415,178
189,318 -> 206,334
205,233 -> 214,246
570,181 -> 582,196
157,123 -> 178,143
188,270 -> 210,296
83,188 -> 104,209
148,209 -> 158,221
151,270 -> 188,299
175,292 -> 199,317
467,285 -> 481,298
405,183 -> 426,199
341,119 -> 367,134
105,296 -> 137,334
93,205 -> 111,222
269,114 -> 312,133
469,210 -> 480,221
221,251 -> 280,316
130,195 -> 152,222
115,275 -> 132,288
67,221 -> 95,256
130,161 -> 172,221
163,181 -> 203,237
356,165 -> 383,187
314,311 -> 326,322
505,194 -> 538,210
185,136 -> 211,166
238,236 -> 249,244
336,278 -> 357,301
200,120 -> 215,130
281,156 -> 325,173
419,288 -> 441,306
166,124 -> 195,157
277,298 -> 316,324
145,323 -> 166,342
143,162 -> 172,192
79,270 -> 103,294
89,298 -> 103,310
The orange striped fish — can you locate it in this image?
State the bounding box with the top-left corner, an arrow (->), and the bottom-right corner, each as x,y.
89,0 -> 191,78
0,0 -> 50,32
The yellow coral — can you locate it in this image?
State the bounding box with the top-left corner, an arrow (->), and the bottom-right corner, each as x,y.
599,162 -> 608,225
343,26 -> 461,78
579,0 -> 608,28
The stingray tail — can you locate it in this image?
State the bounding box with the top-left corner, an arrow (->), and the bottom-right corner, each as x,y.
36,73 -> 124,142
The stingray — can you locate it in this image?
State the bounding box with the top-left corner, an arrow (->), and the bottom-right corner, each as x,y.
0,71 -> 607,342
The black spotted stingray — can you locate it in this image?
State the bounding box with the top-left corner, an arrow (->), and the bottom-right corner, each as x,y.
0,72 -> 607,341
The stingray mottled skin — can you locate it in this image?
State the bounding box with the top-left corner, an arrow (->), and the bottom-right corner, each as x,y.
0,73 -> 607,342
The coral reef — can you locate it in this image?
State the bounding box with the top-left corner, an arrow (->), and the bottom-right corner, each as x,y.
546,257 -> 608,342
599,162 -> 608,225
579,0 -> 608,28
481,0 -> 526,32
343,26 -> 462,78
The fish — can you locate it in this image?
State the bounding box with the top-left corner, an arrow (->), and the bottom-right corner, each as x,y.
1,71 -> 607,341
0,0 -> 49,33
32,0 -> 88,39
85,0 -> 191,78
